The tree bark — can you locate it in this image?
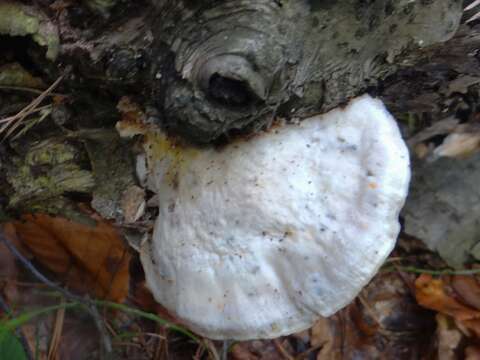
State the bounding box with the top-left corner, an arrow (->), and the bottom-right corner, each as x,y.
0,0 -> 477,230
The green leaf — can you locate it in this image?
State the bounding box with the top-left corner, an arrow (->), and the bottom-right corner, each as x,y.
0,328 -> 28,360
1,302 -> 80,331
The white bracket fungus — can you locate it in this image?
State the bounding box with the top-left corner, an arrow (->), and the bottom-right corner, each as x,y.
139,95 -> 411,340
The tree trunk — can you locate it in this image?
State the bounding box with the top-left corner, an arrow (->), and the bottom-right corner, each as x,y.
0,0 -> 477,240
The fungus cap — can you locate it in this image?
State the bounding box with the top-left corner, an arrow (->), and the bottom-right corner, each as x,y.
140,95 -> 410,340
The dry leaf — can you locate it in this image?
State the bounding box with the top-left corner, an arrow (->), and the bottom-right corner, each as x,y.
446,75 -> 480,96
405,117 -> 480,160
0,223 -> 21,281
310,317 -> 340,360
231,340 -> 290,360
0,223 -> 27,304
413,142 -> 432,159
465,346 -> 480,360
120,185 -> 146,223
57,316 -> 99,360
407,116 -> 459,149
131,281 -> 180,324
415,274 -> 480,321
309,271 -> 435,360
433,132 -> 480,159
115,96 -> 148,139
436,313 -> 463,360
230,343 -> 260,360
415,274 -> 480,338
9,212 -> 130,302
451,275 -> 480,311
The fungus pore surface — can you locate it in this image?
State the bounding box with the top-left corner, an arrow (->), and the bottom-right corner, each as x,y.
140,95 -> 411,340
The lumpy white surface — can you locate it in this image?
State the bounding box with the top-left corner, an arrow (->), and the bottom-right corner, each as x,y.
140,95 -> 410,340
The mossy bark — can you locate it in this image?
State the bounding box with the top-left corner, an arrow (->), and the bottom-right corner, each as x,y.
1,1 -> 479,263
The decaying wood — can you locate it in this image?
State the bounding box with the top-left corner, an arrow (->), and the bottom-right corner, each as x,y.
3,0 -> 464,141
0,0 -> 477,241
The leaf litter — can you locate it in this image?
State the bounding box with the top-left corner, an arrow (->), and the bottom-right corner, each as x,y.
3,14 -> 480,359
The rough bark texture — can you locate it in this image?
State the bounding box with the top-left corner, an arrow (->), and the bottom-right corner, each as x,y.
2,0 -> 463,142
0,1 -> 478,263
151,0 -> 462,143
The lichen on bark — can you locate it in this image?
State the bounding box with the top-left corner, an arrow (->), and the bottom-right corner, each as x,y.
0,1 -> 59,61
151,0 -> 463,143
5,137 -> 94,214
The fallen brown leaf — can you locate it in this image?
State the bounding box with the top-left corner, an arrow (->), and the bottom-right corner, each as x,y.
8,212 -> 130,302
415,274 -> 480,322
309,271 -> 435,360
230,343 -> 260,360
433,132 -> 480,159
436,313 -> 463,360
131,281 -> 179,324
57,316 -> 99,360
120,185 -> 146,224
407,116 -> 459,150
0,223 -> 27,304
451,275 -> 480,311
0,223 -> 21,282
415,274 -> 480,339
465,345 -> 480,360
231,339 -> 293,360
446,75 -> 480,96
310,317 -> 341,360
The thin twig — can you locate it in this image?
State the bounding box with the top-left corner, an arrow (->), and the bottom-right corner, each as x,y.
0,294 -> 34,360
357,294 -> 381,326
0,105 -> 52,124
0,75 -> 63,140
294,344 -> 322,360
47,299 -> 65,360
465,0 -> 480,22
356,294 -> 391,337
154,326 -> 169,360
194,344 -> 206,360
203,338 -> 220,360
112,341 -> 143,348
465,0 -> 480,11
0,233 -> 75,299
0,230 -> 213,358
89,304 -> 113,358
0,231 -> 113,358
273,338 -> 295,360
0,85 -> 65,97
144,332 -> 167,340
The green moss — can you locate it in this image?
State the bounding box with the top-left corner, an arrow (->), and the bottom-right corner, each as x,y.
0,2 -> 59,61
7,139 -> 95,210
25,142 -> 76,166
0,63 -> 44,88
